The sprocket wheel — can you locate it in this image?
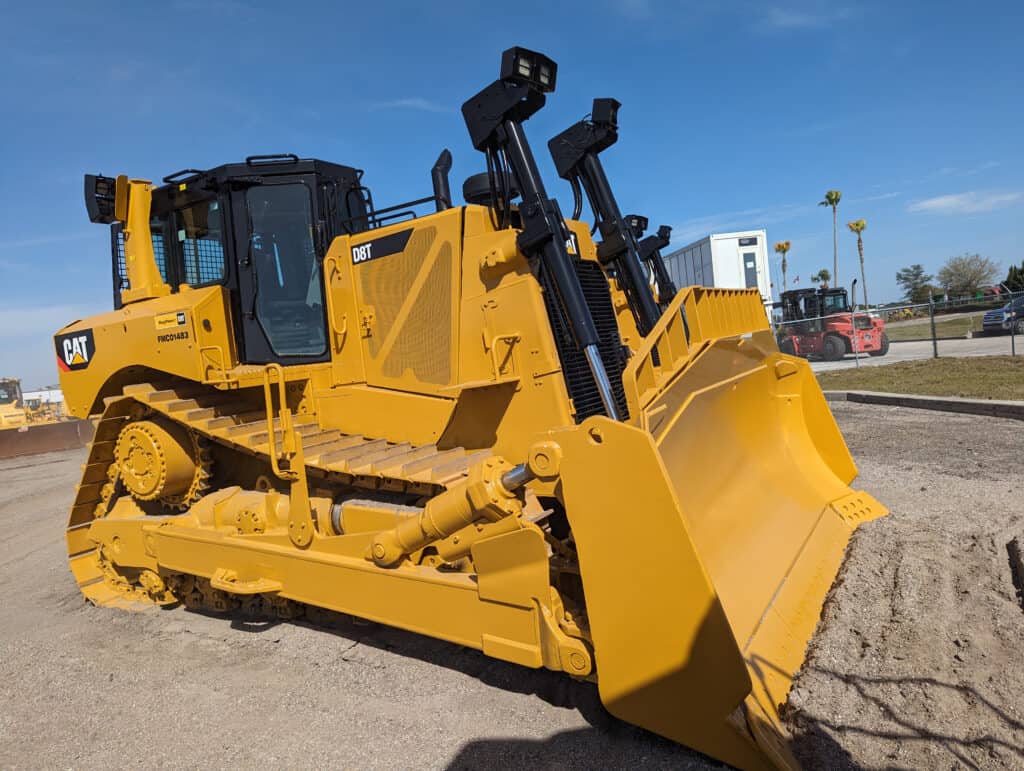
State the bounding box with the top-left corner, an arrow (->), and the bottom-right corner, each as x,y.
114,417 -> 212,510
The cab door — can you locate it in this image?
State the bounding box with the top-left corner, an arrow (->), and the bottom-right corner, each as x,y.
231,176 -> 331,364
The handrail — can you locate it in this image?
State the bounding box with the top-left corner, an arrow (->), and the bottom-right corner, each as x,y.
261,363 -> 296,481
323,256 -> 349,350
261,363 -> 315,547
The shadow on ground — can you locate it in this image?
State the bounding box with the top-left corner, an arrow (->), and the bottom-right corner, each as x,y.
181,601 -> 716,766
188,604 -> 1014,769
788,667 -> 1024,769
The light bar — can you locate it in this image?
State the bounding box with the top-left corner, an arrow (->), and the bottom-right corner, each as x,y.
499,47 -> 558,93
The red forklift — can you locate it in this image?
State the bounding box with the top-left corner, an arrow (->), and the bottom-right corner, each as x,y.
776,287 -> 889,361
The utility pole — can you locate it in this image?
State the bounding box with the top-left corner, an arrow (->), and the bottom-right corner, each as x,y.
929,295 -> 938,359
851,279 -> 860,368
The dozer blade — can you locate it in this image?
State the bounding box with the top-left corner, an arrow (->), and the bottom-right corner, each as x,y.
548,318 -> 886,769
0,419 -> 93,459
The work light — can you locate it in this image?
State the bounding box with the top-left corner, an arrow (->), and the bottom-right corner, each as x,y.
500,47 -> 557,93
625,214 -> 648,236
591,98 -> 620,129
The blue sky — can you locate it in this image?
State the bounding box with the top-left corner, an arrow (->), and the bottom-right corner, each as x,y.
1,0 -> 1021,387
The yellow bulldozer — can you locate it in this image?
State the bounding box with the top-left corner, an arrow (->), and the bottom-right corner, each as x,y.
0,378 -> 91,459
56,48 -> 885,770
0,377 -> 28,430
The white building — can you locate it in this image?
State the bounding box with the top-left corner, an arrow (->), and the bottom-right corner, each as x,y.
22,388 -> 63,405
661,229 -> 773,311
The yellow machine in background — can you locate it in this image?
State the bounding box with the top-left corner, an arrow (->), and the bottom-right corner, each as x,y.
23,387 -> 66,423
0,379 -> 90,459
1,380 -> 68,427
57,48 -> 885,770
0,378 -> 28,430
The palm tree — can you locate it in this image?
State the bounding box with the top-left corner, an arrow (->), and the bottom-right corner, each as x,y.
847,218 -> 868,307
812,268 -> 831,288
818,190 -> 842,283
773,240 -> 791,290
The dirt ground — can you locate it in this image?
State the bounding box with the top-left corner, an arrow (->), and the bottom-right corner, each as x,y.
1,402 -> 1022,769
786,402 -> 1024,769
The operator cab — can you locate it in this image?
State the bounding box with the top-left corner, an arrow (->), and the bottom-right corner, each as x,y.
97,155 -> 370,364
0,379 -> 21,406
780,287 -> 850,322
89,152 -> 456,366
818,288 -> 851,315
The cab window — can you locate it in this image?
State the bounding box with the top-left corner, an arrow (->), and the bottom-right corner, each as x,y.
246,184 -> 326,357
823,293 -> 849,313
114,219 -> 170,293
176,199 -> 226,286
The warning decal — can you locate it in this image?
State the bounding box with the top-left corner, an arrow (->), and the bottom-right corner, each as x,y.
55,329 -> 95,372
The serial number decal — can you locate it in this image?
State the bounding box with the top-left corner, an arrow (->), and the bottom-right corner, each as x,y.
157,331 -> 190,343
351,228 -> 413,265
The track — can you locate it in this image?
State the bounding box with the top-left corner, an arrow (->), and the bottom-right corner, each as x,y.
65,380 -> 489,606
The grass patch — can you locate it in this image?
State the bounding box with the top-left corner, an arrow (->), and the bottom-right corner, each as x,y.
817,356 -> 1024,400
885,313 -> 984,341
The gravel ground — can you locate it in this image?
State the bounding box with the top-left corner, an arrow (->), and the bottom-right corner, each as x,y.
787,402 -> 1024,769
1,403 -> 1022,769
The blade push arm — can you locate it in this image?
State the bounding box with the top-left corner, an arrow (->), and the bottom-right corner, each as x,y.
547,99 -> 663,336
462,48 -> 623,421
629,217 -> 678,307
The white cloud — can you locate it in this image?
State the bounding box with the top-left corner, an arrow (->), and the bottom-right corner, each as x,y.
614,0 -> 654,18
0,304 -> 101,341
369,98 -> 450,114
963,160 -> 1001,176
671,201 -> 813,244
0,232 -> 93,251
846,191 -> 902,204
906,191 -> 1023,215
764,5 -> 854,29
929,161 -> 1001,180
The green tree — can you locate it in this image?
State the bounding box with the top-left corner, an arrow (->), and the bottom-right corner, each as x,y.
774,240 -> 791,290
811,268 -> 831,288
818,190 -> 842,283
895,264 -> 935,303
937,253 -> 1000,298
847,218 -> 868,307
1004,259 -> 1024,292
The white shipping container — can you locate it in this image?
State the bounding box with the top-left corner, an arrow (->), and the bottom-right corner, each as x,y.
661,230 -> 773,310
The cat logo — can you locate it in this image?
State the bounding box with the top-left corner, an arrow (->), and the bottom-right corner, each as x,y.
54,329 -> 96,372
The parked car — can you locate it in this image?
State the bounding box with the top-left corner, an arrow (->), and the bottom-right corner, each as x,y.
982,297 -> 1024,335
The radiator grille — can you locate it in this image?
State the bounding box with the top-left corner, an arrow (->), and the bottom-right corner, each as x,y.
357,226 -> 454,386
538,258 -> 629,422
382,243 -> 452,384
359,227 -> 437,359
